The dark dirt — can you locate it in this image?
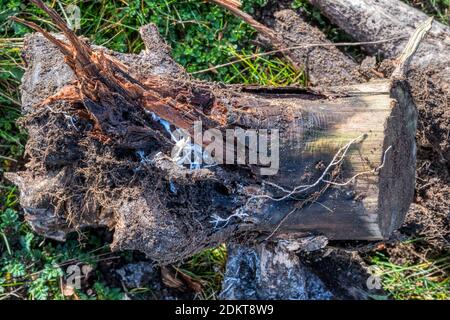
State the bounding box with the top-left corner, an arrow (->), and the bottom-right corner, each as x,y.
299,248 -> 386,299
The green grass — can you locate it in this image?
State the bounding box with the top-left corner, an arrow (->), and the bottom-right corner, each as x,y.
370,251 -> 450,300
404,0 -> 450,24
1,0 -> 449,300
177,244 -> 228,300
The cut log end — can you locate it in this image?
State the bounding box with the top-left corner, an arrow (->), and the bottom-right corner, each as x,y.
378,80 -> 417,237
249,80 -> 417,240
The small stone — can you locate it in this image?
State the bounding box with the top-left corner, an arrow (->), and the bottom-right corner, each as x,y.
116,262 -> 158,288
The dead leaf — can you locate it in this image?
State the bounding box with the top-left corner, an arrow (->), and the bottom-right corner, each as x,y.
161,266 -> 185,290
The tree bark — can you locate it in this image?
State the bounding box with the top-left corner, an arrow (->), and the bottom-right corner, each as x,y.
309,0 -> 450,91
267,9 -> 364,86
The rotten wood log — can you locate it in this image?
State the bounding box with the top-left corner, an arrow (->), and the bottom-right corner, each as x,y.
267,9 -> 365,86
6,0 -> 423,264
308,0 -> 450,248
309,0 -> 450,91
219,8 -> 388,301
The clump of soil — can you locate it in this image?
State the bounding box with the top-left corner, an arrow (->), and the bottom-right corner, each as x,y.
381,60 -> 449,244
376,61 -> 450,260
400,68 -> 449,249
6,31 -> 245,265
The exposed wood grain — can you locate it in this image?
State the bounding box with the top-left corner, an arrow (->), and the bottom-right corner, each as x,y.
233,80 -> 416,239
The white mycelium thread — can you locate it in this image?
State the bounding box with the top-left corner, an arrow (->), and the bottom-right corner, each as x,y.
146,110 -> 215,170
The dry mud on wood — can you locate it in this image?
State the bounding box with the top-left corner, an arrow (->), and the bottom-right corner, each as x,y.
298,246 -> 386,299
220,240 -> 333,300
220,236 -> 384,300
